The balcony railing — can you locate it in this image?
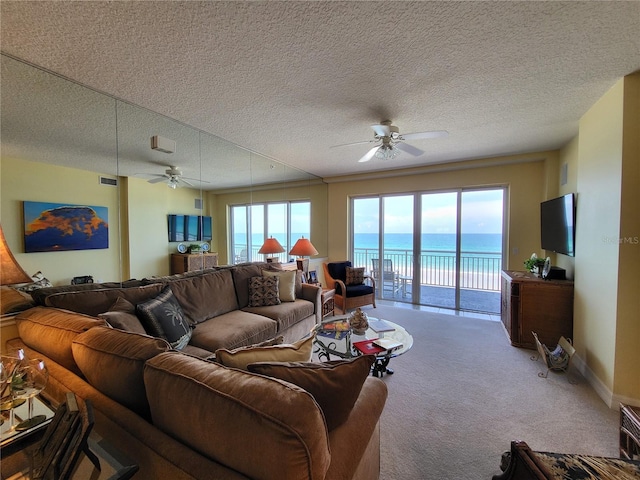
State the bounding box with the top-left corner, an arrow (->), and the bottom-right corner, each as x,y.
353,248 -> 502,292
232,245 -> 502,292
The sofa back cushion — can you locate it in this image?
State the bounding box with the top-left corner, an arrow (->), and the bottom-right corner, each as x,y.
327,261 -> 352,282
169,269 -> 238,323
44,283 -> 164,317
230,264 -> 264,308
144,352 -> 331,480
15,306 -> 108,375
72,326 -> 170,419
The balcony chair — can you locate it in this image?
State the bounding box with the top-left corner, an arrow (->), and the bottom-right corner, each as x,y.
322,261 -> 376,314
371,258 -> 400,295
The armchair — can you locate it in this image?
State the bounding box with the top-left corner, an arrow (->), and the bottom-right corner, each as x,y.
322,261 -> 376,314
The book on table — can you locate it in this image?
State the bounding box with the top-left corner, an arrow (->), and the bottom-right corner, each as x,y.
319,319 -> 350,331
317,329 -> 349,341
372,338 -> 403,352
368,319 -> 395,333
352,339 -> 386,355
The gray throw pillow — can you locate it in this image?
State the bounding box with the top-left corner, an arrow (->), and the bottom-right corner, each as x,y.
136,286 -> 192,350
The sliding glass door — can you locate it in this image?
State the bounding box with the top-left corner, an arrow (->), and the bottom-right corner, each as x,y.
352,188 -> 504,313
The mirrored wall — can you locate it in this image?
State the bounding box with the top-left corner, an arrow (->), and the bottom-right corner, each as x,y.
0,54 -> 327,284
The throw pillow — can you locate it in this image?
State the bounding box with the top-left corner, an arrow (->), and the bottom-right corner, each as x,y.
215,334 -> 314,370
248,355 -> 375,431
136,286 -> 192,350
248,275 -> 281,307
0,286 -> 35,315
345,266 -> 365,285
99,297 -> 147,334
261,269 -> 296,302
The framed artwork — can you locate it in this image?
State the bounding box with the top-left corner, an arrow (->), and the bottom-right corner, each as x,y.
308,270 -> 318,284
23,201 -> 109,253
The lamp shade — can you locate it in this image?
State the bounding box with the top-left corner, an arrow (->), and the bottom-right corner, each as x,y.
0,224 -> 31,285
258,237 -> 285,255
288,236 -> 318,257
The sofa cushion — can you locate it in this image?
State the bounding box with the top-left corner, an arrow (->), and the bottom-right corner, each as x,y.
98,297 -> 146,334
168,269 -> 239,323
215,334 -> 314,370
44,283 -> 164,317
144,352 -> 331,480
136,286 -> 192,350
243,298 -> 314,331
230,263 -> 266,308
72,326 -> 170,419
248,355 -> 375,431
189,310 -> 278,352
261,269 -> 296,302
345,266 -> 365,285
0,286 -> 35,315
14,306 -> 108,375
248,275 -> 281,307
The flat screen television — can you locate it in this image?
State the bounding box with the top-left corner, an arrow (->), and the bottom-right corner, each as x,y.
168,214 -> 212,242
540,193 -> 575,257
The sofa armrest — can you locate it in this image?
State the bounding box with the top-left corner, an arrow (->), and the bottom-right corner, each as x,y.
300,283 -> 323,323
325,377 -> 388,480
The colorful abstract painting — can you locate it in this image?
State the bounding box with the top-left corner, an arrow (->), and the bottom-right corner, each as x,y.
23,201 -> 109,253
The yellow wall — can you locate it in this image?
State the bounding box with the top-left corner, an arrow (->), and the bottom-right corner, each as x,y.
0,157 -> 122,284
614,72 -> 640,402
324,152 -> 555,274
574,73 -> 640,406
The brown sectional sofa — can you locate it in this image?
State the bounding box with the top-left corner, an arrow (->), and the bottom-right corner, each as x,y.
6,262 -> 388,479
36,262 -> 322,355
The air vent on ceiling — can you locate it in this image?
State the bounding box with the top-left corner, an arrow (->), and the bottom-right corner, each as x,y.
99,176 -> 118,187
151,135 -> 176,154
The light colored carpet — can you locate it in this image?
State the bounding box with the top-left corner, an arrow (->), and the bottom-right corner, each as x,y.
357,304 -> 620,479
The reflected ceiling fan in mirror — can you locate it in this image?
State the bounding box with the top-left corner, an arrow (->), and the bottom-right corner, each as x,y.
146,166 -> 208,189
332,120 -> 448,163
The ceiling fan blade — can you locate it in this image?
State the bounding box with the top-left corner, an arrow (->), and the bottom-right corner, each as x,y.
358,146 -> 380,163
178,178 -> 195,187
330,140 -> 375,149
148,175 -> 169,184
371,124 -> 391,137
401,130 -> 449,140
396,142 -> 424,156
183,176 -> 211,184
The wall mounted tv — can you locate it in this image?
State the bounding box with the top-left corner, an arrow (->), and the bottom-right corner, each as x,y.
168,215 -> 212,242
540,193 -> 575,257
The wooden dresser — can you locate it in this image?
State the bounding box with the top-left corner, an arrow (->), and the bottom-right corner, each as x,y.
500,270 -> 574,350
171,253 -> 218,274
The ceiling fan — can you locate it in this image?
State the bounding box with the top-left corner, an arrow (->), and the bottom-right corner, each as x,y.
146,166 -> 207,189
332,120 -> 448,163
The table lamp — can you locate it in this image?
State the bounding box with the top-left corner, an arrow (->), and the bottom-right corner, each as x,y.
288,236 -> 318,275
258,236 -> 285,263
0,223 -> 31,285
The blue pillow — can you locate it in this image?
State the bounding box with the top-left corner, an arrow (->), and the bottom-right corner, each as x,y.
327,261 -> 352,282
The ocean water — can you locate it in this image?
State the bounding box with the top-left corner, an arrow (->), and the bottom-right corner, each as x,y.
355,233 -> 502,254
235,233 -> 502,254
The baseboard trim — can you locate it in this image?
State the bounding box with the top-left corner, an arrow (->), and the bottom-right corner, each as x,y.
573,353 -> 640,409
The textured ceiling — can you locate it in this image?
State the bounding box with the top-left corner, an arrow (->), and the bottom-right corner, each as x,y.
1,1 -> 639,180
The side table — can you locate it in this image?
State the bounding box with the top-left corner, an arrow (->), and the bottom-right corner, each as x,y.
620,403 -> 640,460
321,288 -> 335,318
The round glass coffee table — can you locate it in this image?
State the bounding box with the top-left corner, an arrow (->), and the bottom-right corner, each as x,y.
313,316 -> 413,377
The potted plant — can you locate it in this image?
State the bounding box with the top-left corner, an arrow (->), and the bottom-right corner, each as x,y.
524,257 -> 546,275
